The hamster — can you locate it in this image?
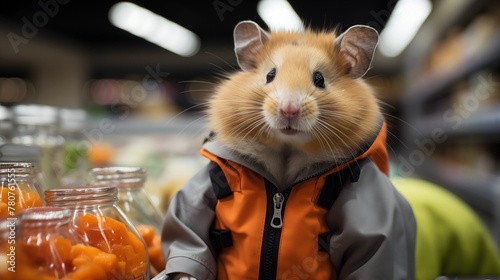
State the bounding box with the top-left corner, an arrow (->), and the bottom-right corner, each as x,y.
164,21 -> 416,280
208,21 -> 380,188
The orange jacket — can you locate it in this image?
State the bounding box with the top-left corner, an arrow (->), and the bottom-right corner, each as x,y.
201,122 -> 388,279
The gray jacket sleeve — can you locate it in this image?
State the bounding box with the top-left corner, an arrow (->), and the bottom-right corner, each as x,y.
161,164 -> 218,280
327,159 -> 416,280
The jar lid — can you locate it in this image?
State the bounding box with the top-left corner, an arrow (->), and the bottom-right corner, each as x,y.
18,207 -> 72,229
0,161 -> 34,174
45,185 -> 118,205
18,206 -> 71,221
11,104 -> 58,125
90,166 -> 146,188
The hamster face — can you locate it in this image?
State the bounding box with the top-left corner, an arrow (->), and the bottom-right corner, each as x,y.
209,30 -> 381,162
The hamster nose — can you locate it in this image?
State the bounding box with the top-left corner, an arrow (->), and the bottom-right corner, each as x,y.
280,102 -> 299,119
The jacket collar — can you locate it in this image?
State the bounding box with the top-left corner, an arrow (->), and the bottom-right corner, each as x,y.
202,116 -> 388,188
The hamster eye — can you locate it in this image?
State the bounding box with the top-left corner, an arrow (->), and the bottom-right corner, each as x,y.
313,71 -> 325,89
266,68 -> 276,84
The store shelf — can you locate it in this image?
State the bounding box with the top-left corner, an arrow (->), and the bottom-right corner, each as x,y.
417,158 -> 499,216
407,32 -> 500,103
411,107 -> 500,140
399,0 -> 500,238
404,0 -> 486,75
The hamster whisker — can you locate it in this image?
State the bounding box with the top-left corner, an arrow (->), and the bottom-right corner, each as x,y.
205,51 -> 239,72
164,102 -> 209,124
229,118 -> 268,152
315,119 -> 358,156
317,114 -> 362,135
212,99 -> 264,106
380,112 -> 434,155
320,110 -> 406,159
181,89 -> 213,94
376,98 -> 396,110
251,88 -> 270,99
179,114 -> 209,136
225,114 -> 265,137
178,80 -> 217,85
320,111 -> 376,127
310,125 -> 339,157
315,119 -> 365,158
381,113 -> 424,138
381,129 -> 401,155
383,124 -> 409,151
208,62 -> 233,77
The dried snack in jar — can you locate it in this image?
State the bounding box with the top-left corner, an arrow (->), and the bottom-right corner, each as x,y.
45,185 -> 150,280
0,162 -> 42,218
89,166 -> 165,275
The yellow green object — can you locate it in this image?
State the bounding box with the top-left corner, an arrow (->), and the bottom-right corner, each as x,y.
392,177 -> 500,280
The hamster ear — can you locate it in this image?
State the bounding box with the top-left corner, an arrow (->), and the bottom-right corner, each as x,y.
234,20 -> 269,71
335,25 -> 379,79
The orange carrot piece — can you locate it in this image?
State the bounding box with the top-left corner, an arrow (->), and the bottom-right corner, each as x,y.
53,236 -> 73,263
149,235 -> 166,273
93,251 -> 118,272
137,224 -> 155,246
70,263 -> 107,280
0,201 -> 7,217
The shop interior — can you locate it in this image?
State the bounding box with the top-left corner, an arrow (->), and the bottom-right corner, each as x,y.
1,0 -> 500,278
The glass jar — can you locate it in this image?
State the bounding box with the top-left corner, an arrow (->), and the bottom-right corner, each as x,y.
0,162 -> 43,218
57,108 -> 89,186
89,166 -> 164,231
0,143 -> 45,199
89,166 -> 165,275
10,104 -> 63,191
15,206 -> 93,279
45,185 -> 150,280
0,217 -> 19,280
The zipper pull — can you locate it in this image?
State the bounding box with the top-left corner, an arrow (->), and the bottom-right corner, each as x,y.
271,193 -> 284,228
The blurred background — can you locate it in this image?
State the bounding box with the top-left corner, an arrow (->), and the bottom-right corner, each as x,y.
0,0 -> 499,245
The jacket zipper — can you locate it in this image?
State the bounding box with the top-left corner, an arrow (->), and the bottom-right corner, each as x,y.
270,192 -> 285,228
259,180 -> 292,280
258,159 -> 362,279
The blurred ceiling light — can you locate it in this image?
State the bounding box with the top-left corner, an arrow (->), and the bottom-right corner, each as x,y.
257,0 -> 303,31
109,2 -> 200,57
378,0 -> 432,57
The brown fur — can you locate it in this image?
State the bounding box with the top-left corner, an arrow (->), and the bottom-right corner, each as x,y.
207,28 -> 380,187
